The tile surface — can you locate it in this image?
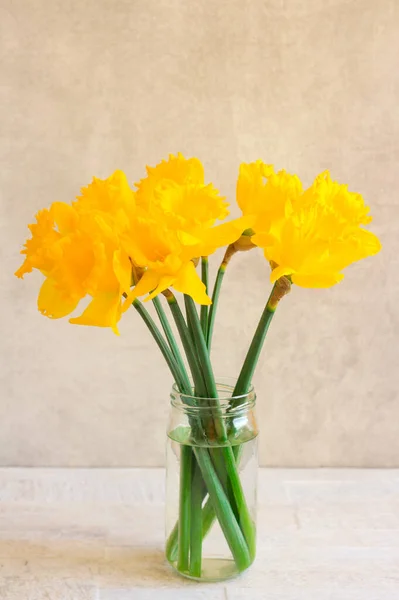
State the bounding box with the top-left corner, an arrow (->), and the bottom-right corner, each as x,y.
0,468 -> 398,599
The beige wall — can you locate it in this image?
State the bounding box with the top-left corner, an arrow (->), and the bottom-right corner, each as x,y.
1,0 -> 398,467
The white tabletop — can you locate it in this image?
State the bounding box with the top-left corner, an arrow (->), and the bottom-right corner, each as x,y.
0,468 -> 398,599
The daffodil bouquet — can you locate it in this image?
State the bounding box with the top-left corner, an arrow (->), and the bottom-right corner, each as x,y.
16,154 -> 381,581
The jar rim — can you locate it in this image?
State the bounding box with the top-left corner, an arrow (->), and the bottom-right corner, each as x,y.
170,377 -> 256,412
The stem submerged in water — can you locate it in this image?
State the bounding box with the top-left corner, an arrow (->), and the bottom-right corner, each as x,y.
193,447 -> 252,572
177,445 -> 193,572
189,460 -> 204,577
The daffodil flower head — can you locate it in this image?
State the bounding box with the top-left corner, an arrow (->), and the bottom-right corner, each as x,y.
122,153 -> 247,308
237,162 -> 381,287
16,156 -> 248,333
15,171 -> 134,334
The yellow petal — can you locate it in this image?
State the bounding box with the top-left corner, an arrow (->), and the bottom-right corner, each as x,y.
15,208 -> 60,278
146,275 -> 176,301
111,169 -> 134,198
251,231 -> 275,248
15,258 -> 32,278
236,161 -> 274,214
142,153 -> 204,187
70,291 -> 122,334
113,249 -> 132,294
178,230 -> 202,246
75,170 -> 134,216
190,216 -> 254,258
354,228 -> 382,257
38,278 -> 80,319
292,272 -> 344,288
270,265 -> 295,283
172,261 -> 211,305
50,202 -> 78,234
122,269 -> 160,311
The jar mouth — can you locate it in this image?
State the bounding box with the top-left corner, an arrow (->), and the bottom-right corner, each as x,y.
170,377 -> 256,413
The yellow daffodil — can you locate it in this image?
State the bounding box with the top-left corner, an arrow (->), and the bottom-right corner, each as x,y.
237,162 -> 381,287
122,153 -> 247,308
16,155 -> 248,332
16,171 -> 133,334
19,154 -> 380,335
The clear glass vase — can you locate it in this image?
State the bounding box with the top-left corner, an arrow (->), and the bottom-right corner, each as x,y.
165,378 -> 258,582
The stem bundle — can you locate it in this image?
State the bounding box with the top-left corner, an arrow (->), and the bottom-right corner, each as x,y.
132,259 -> 289,578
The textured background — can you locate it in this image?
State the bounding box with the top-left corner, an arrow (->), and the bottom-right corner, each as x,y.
0,0 -> 397,467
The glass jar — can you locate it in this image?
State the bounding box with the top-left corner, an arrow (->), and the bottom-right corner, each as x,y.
165,378 -> 258,582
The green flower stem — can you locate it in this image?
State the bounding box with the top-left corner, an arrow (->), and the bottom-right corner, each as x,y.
197,280 -> 287,543
167,292 -> 254,571
166,488 -> 215,565
166,293 -> 207,398
206,263 -> 226,351
202,493 -> 217,536
165,522 -> 179,563
189,460 -> 204,577
232,281 -> 282,403
184,296 -> 217,395
170,280 -> 287,560
165,292 -> 209,572
232,305 -> 275,402
193,446 -> 252,571
183,296 -> 217,439
132,299 -> 191,394
176,446 -> 251,572
164,287 -> 273,571
200,257 -> 209,336
165,278 -> 282,566
184,295 -> 255,556
152,295 -> 190,389
132,297 -> 195,572
177,444 -> 193,573
165,524 -> 178,563
166,295 -> 207,575
218,445 -> 256,557
184,295 -> 227,450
